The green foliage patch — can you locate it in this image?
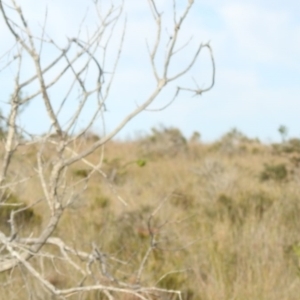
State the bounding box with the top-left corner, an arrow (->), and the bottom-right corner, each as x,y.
260,163 -> 288,182
0,192 -> 41,234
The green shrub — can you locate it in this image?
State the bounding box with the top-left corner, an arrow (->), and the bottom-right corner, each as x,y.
157,272 -> 186,290
136,158 -> 147,167
210,191 -> 274,225
93,196 -> 110,208
260,163 -> 288,182
73,168 -> 89,178
0,193 -> 41,234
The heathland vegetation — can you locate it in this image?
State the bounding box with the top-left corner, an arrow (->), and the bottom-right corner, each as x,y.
0,2 -> 296,298
1,126 -> 300,299
0,1 -> 218,298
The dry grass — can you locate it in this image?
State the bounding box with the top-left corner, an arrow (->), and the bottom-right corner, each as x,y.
1,130 -> 300,299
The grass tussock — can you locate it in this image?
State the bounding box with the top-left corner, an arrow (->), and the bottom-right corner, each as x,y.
2,128 -> 300,299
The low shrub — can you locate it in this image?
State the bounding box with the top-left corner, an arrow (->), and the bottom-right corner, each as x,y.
139,126 -> 187,158
260,163 -> 288,182
0,192 -> 41,234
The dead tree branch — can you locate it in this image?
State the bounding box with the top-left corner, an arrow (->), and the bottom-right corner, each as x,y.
0,0 -> 214,298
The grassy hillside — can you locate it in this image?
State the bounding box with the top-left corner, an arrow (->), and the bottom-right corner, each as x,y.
1,128 -> 300,299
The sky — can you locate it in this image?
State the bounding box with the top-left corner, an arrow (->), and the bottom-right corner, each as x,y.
0,0 -> 299,142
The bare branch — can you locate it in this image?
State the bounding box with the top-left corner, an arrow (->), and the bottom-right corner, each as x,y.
177,43 -> 215,95
0,1 -> 214,298
163,0 -> 194,80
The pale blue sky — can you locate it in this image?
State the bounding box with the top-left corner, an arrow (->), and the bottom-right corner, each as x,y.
0,0 -> 299,142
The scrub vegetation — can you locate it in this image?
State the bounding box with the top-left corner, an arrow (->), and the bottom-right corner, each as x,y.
0,0 -> 296,298
1,127 -> 300,300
